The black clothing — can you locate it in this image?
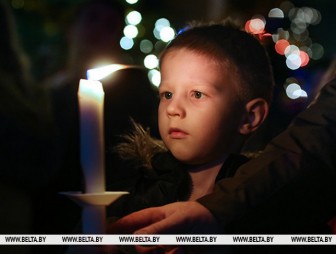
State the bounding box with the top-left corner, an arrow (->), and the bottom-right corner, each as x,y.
107,152 -> 249,218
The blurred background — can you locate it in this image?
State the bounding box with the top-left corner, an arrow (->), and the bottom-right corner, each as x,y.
8,0 -> 336,149
8,1 -> 335,78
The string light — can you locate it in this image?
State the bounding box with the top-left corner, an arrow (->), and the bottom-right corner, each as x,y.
244,1 -> 324,100
121,1 -> 176,85
120,0 -> 324,89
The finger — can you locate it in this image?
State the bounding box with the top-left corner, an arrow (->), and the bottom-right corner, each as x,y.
108,207 -> 165,234
134,212 -> 182,234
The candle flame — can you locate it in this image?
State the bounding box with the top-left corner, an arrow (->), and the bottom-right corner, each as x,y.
87,64 -> 127,81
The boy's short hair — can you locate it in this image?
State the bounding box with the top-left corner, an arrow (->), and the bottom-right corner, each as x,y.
160,20 -> 275,104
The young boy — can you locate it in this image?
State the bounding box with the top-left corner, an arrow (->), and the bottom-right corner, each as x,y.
108,19 -> 274,213
156,20 -> 273,201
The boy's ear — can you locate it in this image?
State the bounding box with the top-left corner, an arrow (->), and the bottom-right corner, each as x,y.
239,98 -> 269,135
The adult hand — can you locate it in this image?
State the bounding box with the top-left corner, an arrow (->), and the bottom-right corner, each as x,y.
107,201 -> 221,254
108,201 -> 221,235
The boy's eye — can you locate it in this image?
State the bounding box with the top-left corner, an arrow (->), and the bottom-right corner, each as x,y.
192,91 -> 203,99
161,91 -> 173,99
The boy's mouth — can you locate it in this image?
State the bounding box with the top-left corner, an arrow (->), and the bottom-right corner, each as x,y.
168,128 -> 188,138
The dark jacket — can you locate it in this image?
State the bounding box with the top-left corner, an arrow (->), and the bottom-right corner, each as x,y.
197,78 -> 336,253
107,151 -> 249,219
198,78 -> 336,234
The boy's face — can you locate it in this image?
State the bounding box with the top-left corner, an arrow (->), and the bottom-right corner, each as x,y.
159,48 -> 246,165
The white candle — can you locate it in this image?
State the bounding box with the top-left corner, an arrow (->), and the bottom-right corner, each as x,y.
76,64 -> 129,235
78,79 -> 105,193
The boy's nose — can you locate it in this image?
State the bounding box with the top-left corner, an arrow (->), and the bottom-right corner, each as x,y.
166,98 -> 186,118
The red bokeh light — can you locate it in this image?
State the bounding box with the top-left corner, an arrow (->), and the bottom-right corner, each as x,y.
275,39 -> 290,55
299,50 -> 310,67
